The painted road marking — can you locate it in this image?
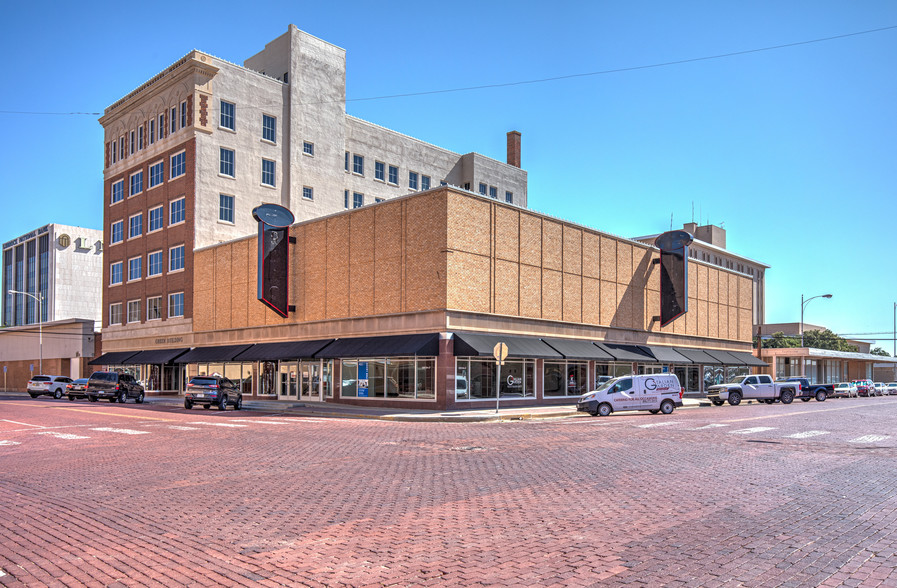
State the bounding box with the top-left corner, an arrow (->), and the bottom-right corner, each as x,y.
786,430 -> 830,439
52,407 -> 173,421
730,427 -> 776,435
37,431 -> 90,440
691,424 -> 729,430
638,422 -> 682,428
0,419 -> 45,428
167,426 -> 200,431
188,422 -> 248,428
0,441 -> 21,446
90,427 -> 149,435
849,435 -> 890,443
229,419 -> 289,425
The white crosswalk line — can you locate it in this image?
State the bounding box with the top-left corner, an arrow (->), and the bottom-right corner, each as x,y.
228,419 -> 288,425
0,440 -> 21,446
638,421 -> 681,428
188,422 -> 248,428
691,424 -> 729,430
90,427 -> 149,435
37,431 -> 90,440
167,426 -> 200,431
730,427 -> 776,435
786,431 -> 829,439
849,435 -> 890,443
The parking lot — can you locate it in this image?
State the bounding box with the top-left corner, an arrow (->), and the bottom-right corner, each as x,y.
1,395 -> 895,586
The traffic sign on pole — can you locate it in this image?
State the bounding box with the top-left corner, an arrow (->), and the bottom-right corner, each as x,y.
493,342 -> 508,413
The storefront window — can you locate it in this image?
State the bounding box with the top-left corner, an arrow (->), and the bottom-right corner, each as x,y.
416,359 -> 435,399
704,365 -> 726,389
595,363 -> 632,387
342,361 -> 357,397
544,362 -> 564,397
340,357 -> 436,400
259,361 -> 277,395
805,359 -> 818,383
687,366 -> 701,393
455,358 -> 534,400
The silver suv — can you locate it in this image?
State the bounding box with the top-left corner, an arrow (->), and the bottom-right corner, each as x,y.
27,375 -> 73,399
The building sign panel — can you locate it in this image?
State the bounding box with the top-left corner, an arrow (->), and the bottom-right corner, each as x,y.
654,230 -> 694,327
252,204 -> 295,318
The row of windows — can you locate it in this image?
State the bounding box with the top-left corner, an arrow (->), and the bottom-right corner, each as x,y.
218,147 -> 277,188
109,245 -> 185,285
220,100 -> 291,149
108,102 -> 187,166
110,151 -> 186,204
343,190 -> 384,210
218,185 -> 315,224
110,198 -> 185,244
109,293 -> 184,325
477,182 -> 514,204
344,152 -> 432,191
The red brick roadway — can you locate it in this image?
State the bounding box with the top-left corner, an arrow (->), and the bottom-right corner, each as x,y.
1,396 -> 896,587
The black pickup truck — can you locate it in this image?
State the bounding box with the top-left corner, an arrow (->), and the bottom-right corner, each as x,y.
779,377 -> 833,402
86,371 -> 145,404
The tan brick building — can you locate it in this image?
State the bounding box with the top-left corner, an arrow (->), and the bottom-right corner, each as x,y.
95,187 -> 764,409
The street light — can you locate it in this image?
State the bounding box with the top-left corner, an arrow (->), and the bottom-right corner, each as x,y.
9,289 -> 43,374
800,293 -> 833,347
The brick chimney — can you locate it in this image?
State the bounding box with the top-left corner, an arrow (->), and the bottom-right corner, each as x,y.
507,131 -> 521,168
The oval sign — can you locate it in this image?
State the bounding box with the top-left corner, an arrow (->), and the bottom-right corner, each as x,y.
654,230 -> 693,251
252,203 -> 295,228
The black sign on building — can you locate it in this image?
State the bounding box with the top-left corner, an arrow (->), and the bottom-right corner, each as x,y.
252,204 -> 295,318
654,230 -> 694,328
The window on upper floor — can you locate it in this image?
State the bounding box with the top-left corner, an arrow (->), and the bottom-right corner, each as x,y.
170,197 -> 185,225
169,244 -> 185,272
109,303 -> 122,326
170,152 -> 186,179
110,220 -> 124,244
353,192 -> 363,208
262,159 -> 276,187
170,106 -> 177,134
303,141 -> 314,156
137,126 -> 144,150
505,191 -> 513,204
489,186 -> 497,199
119,137 -> 125,160
220,148 -> 235,177
148,206 -> 164,233
478,183 -> 487,195
219,194 -> 234,223
147,296 -> 162,321
128,256 -> 142,281
220,101 -> 235,131
374,161 -> 385,181
409,171 -> 419,190
388,165 -> 398,185
344,190 -> 349,209
345,151 -> 349,172
148,251 -> 163,277
111,180 -> 124,204
303,186 -> 314,200
263,114 -> 276,143
127,300 -> 140,323
169,292 -> 184,318
353,154 -> 364,175
149,119 -> 155,145
158,113 -> 166,139
422,175 -> 431,191
129,213 -> 143,239
149,161 -> 164,189
110,262 -> 123,285
180,101 -> 187,129
129,171 -> 143,196
129,131 -> 135,155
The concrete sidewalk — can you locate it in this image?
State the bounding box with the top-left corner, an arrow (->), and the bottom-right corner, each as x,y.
2,390 -> 710,422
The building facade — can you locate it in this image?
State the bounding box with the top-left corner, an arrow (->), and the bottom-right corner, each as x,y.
2,223 -> 103,328
94,187 -> 764,406
97,25 -> 527,353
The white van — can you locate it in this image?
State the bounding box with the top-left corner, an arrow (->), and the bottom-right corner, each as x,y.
577,374 -> 683,417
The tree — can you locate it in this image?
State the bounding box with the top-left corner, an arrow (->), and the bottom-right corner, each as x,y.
870,347 -> 891,357
801,329 -> 858,352
761,332 -> 800,348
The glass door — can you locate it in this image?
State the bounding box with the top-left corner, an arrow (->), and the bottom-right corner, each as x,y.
300,360 -> 320,401
279,361 -> 298,400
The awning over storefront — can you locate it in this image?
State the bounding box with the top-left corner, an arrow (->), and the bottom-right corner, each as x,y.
595,343 -> 654,362
704,350 -> 747,365
125,348 -> 191,365
88,351 -> 140,366
673,347 -> 723,365
233,339 -> 335,361
728,351 -> 768,367
541,338 -> 614,360
644,345 -> 692,364
315,333 -> 440,359
175,344 -> 254,363
453,333 -> 562,359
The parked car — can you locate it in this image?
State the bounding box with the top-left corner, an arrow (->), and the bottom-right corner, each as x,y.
66,378 -> 90,401
86,371 -> 145,403
706,374 -> 799,406
852,379 -> 875,397
779,377 -> 832,402
577,374 -> 683,416
27,375 -> 73,399
874,383 -> 887,396
185,376 -> 242,410
833,382 -> 858,398
884,383 -> 897,396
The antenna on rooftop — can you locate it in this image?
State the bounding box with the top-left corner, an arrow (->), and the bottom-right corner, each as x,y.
670,213 -> 673,231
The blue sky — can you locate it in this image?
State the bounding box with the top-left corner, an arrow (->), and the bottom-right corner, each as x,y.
2,1 -> 895,349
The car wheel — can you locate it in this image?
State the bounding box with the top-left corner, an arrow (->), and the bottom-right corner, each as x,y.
780,389 -> 794,404
649,409 -> 660,414
68,395 -> 75,402
711,399 -> 724,406
597,403 -> 612,417
728,392 -> 742,406
184,399 -> 193,410
234,396 -> 242,411
118,390 -> 128,404
29,393 -> 38,398
218,395 -> 228,411
53,389 -> 63,400
816,390 -> 826,402
660,400 -> 675,414
136,391 -> 145,404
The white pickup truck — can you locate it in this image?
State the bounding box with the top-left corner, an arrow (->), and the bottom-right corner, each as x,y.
706,374 -> 799,406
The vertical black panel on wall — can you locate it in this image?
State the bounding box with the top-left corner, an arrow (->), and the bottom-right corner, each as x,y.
252,204 -> 295,318
654,230 -> 694,328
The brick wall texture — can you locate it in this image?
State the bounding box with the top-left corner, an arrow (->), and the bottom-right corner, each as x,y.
194,188 -> 753,343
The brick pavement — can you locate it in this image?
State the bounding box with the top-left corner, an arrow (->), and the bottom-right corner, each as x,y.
0,398 -> 895,586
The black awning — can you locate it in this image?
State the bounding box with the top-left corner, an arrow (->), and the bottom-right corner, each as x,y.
725,350 -> 768,367
175,344 -> 255,363
233,339 -> 335,361
644,345 -> 692,364
315,333 -> 440,359
704,350 -> 747,365
595,343 -> 655,362
126,348 -> 190,365
88,351 -> 140,366
673,348 -> 724,365
541,338 -> 614,360
452,333 -> 562,359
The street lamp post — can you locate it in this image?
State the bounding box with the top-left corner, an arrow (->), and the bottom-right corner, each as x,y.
800,293 -> 833,348
9,289 -> 43,374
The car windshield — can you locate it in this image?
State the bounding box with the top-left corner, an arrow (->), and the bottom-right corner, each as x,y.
190,378 -> 219,386
592,377 -> 621,392
727,376 -> 748,384
31,376 -> 50,382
